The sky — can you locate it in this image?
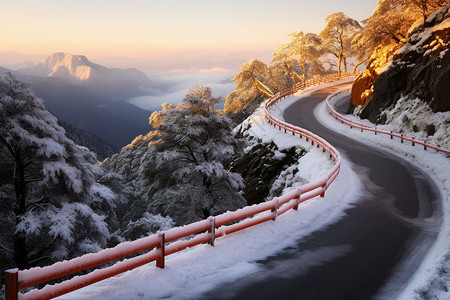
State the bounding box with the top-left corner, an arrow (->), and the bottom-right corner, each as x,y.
1,0 -> 378,72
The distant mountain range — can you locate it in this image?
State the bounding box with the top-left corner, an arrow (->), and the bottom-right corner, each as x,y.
1,53 -> 154,150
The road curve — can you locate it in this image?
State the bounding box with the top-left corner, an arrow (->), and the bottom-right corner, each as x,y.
200,80 -> 441,300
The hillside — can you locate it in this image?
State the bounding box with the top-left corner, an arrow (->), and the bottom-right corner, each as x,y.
351,5 -> 450,147
58,119 -> 119,160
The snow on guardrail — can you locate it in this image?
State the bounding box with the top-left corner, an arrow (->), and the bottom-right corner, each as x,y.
325,96 -> 450,155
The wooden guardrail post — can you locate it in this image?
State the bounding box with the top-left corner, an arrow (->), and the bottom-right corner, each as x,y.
156,232 -> 165,269
5,269 -> 18,300
412,137 -> 415,146
293,191 -> 302,210
271,199 -> 279,221
320,182 -> 326,197
208,217 -> 216,246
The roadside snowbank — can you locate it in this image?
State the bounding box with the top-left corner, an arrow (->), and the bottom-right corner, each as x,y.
58,86 -> 363,300
352,91 -> 450,149
319,90 -> 450,300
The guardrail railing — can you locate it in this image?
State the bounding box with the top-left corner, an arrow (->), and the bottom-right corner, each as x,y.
5,72 -> 355,300
325,96 -> 450,155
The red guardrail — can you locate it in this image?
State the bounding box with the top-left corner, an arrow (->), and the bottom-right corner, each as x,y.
5,72 -> 355,300
325,96 -> 450,155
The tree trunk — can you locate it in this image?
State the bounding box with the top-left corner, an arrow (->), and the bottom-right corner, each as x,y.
14,231 -> 29,270
300,63 -> 307,82
353,58 -> 368,73
256,79 -> 275,96
13,150 -> 30,269
250,77 -> 274,98
337,49 -> 344,74
288,70 -> 303,83
282,62 -> 302,82
343,56 -> 348,72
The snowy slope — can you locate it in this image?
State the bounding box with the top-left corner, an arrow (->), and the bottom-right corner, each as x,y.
58,84 -> 364,300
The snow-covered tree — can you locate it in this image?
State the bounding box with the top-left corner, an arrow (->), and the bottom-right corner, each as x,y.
143,87 -> 246,224
350,0 -> 449,72
357,0 -> 419,52
100,134 -> 175,241
103,86 -> 246,226
320,12 -> 361,73
272,31 -> 323,81
224,59 -> 273,113
270,54 -> 302,83
350,26 -> 372,72
234,59 -> 273,98
411,0 -> 450,23
266,63 -> 297,94
0,73 -> 115,270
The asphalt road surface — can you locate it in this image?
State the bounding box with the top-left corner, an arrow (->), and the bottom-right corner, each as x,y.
200,80 -> 441,300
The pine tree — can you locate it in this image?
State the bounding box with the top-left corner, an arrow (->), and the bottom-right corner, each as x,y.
102,87 -> 246,228
143,87 -> 246,224
0,73 -> 115,270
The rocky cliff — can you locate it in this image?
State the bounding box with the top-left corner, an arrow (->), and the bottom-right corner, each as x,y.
351,5 -> 450,124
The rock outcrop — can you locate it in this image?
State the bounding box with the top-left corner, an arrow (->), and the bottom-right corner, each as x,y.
358,6 -> 450,123
350,45 -> 397,109
230,141 -> 304,206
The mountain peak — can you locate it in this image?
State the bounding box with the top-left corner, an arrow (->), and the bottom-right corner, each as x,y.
18,52 -> 151,99
44,52 -> 91,67
16,52 -> 95,82
29,52 -> 94,81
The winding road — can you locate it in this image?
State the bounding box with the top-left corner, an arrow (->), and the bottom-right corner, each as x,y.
201,80 -> 441,299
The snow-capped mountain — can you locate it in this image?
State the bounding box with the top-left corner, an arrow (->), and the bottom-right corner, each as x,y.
18,53 -> 151,99
19,53 -> 94,81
